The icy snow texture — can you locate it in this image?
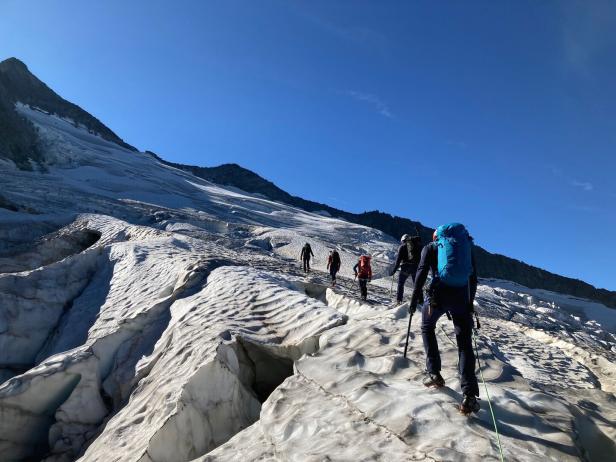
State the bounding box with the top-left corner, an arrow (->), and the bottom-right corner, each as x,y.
0,105 -> 614,461
81,266 -> 345,462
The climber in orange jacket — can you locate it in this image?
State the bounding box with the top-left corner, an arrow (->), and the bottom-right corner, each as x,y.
353,255 -> 372,301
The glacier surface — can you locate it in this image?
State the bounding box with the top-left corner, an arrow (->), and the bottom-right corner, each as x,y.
0,105 -> 615,461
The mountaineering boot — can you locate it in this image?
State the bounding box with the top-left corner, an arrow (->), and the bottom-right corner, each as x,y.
422,373 -> 445,388
460,394 -> 480,415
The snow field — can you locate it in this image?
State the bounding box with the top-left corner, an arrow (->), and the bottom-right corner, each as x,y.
80,265 -> 347,462
0,105 -> 615,461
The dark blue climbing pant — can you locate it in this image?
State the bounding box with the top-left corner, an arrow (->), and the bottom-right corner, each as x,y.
421,299 -> 479,396
303,258 -> 311,272
330,265 -> 339,282
397,265 -> 420,303
358,278 -> 368,299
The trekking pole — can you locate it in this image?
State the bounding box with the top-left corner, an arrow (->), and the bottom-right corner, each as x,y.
389,272 -> 395,300
403,309 -> 414,358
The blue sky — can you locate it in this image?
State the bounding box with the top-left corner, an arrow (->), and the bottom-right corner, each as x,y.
2,1 -> 615,290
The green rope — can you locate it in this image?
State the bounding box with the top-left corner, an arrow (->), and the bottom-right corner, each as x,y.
438,317 -> 505,460
439,324 -> 457,347
473,330 -> 505,462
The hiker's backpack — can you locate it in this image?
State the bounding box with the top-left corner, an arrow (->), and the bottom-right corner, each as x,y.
405,236 -> 422,264
358,255 -> 371,276
332,251 -> 341,267
434,223 -> 473,287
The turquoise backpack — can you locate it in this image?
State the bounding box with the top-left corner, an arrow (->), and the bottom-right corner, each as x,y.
434,223 -> 473,287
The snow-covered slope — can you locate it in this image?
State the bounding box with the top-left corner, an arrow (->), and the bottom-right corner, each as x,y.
0,107 -> 615,462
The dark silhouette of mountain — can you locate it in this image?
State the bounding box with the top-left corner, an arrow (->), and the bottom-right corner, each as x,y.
149,153 -> 616,309
0,57 -> 135,169
0,74 -> 42,169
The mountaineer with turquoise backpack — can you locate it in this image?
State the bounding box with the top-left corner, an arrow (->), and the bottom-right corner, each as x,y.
409,223 -> 480,415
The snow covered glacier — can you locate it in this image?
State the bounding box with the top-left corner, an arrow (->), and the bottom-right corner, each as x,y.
1,106 -> 615,461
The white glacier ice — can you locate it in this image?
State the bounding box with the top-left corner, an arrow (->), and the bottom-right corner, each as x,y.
0,105 -> 615,461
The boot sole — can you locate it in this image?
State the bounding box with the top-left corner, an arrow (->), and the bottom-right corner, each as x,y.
458,404 -> 480,415
424,382 -> 445,389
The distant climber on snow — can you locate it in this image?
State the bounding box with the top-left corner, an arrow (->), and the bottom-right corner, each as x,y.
353,255 -> 372,301
391,232 -> 423,305
409,223 -> 480,415
300,242 -> 314,273
327,249 -> 341,287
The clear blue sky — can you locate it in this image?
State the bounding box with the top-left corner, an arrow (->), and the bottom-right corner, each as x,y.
2,1 -> 615,290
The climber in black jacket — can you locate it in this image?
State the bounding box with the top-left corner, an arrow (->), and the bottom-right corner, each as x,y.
300,243 -> 314,272
391,234 -> 423,305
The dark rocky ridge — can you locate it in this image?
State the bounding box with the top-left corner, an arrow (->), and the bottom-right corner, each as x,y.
0,57 -> 135,169
149,153 -> 616,309
0,75 -> 42,169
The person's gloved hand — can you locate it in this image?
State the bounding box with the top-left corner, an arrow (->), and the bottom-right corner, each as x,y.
408,302 -> 417,315
368,278 -> 372,283
390,269 -> 396,276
